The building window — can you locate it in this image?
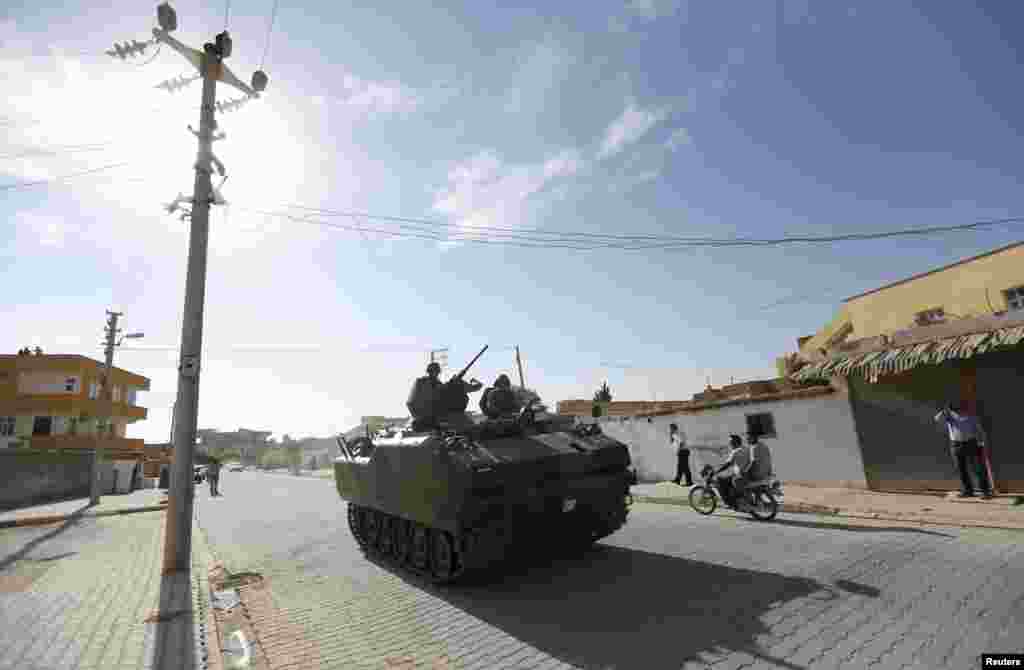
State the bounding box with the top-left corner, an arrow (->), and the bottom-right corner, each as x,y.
89,382 -> 98,399
0,417 -> 15,437
32,416 -> 53,436
745,412 -> 777,438
914,307 -> 946,326
64,377 -> 79,393
1005,285 -> 1024,312
127,389 -> 138,406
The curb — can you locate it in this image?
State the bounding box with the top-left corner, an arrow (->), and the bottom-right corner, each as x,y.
0,502 -> 168,529
632,494 -> 1024,532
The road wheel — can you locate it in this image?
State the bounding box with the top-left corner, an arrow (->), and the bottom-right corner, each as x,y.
393,519 -> 412,564
379,515 -> 394,554
689,486 -> 717,515
364,510 -> 382,548
430,529 -> 456,582
749,490 -> 779,521
347,504 -> 365,546
411,524 -> 429,570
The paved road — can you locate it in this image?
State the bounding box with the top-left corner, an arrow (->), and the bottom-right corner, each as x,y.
196,471 -> 1024,670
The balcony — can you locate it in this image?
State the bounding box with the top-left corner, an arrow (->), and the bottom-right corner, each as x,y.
28,435 -> 146,460
8,395 -> 148,421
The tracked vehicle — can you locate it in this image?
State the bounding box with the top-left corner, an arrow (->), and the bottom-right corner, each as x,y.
334,347 -> 636,583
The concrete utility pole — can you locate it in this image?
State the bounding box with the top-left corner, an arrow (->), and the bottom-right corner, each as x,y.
91,311 -> 144,505
147,1 -> 268,573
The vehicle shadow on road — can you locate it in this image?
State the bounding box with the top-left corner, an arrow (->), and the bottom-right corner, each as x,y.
377,543 -> 878,670
731,515 -> 957,537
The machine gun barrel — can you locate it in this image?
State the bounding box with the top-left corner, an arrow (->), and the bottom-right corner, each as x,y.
453,344 -> 488,381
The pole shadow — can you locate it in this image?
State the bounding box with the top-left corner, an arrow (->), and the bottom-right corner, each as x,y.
148,569 -> 199,670
367,542 -> 880,670
0,511 -> 88,572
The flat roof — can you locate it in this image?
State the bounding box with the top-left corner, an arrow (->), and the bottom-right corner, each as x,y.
842,240 -> 1024,303
0,353 -> 150,386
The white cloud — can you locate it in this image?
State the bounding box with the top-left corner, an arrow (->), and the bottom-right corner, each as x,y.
665,127 -> 691,151
598,102 -> 667,160
610,0 -> 685,31
431,149 -> 585,241
326,72 -> 421,118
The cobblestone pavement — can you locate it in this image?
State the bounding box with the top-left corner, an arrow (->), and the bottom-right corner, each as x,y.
0,511 -> 207,670
194,471 -> 1024,670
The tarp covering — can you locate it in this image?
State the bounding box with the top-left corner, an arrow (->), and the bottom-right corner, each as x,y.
791,325 -> 1024,383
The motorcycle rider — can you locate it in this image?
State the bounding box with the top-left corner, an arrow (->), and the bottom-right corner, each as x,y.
714,434 -> 748,508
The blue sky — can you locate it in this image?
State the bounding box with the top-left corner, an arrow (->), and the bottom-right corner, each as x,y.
3,1 -> 1024,442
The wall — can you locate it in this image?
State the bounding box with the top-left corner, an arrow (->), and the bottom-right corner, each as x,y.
973,350 -> 1022,491
0,449 -> 93,510
847,362 -> 966,491
600,392 -> 868,488
844,244 -> 1024,339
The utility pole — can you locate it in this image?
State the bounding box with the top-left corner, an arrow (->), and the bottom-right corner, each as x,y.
91,311 -> 144,505
515,345 -> 526,388
144,2 -> 268,574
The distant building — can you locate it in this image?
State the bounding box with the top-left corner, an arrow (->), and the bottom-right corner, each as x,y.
197,428 -> 272,466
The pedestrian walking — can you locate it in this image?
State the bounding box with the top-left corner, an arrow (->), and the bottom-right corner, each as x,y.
934,403 -> 992,498
670,423 -> 693,486
207,458 -> 222,497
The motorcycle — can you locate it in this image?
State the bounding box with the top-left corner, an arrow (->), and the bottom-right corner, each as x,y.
688,464 -> 782,521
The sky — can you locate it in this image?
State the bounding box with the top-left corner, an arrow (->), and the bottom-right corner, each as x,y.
3,1 -> 1024,443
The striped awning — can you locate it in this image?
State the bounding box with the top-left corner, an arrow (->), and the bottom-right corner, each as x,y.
791,325 -> 1024,383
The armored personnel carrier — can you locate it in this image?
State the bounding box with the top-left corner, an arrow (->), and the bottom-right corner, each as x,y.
334,347 -> 636,583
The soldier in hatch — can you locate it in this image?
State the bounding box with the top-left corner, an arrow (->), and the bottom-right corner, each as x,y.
407,362 -> 484,429
479,374 -> 522,419
407,362 -> 444,428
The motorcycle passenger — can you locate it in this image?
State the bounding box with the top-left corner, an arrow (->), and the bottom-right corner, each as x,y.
714,434 -> 748,507
746,430 -> 774,482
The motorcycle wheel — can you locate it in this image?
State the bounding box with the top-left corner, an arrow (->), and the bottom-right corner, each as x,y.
748,490 -> 779,521
689,485 -> 717,515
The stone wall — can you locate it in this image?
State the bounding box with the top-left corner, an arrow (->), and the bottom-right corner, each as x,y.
0,449 -> 93,510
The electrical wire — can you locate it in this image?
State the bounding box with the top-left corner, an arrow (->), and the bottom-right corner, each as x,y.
0,142 -> 122,160
260,0 -> 281,69
257,206 -> 1024,251
132,43 -> 163,67
0,161 -> 132,192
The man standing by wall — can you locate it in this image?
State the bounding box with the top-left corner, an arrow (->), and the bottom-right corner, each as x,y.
670,423 -> 693,487
934,403 -> 992,499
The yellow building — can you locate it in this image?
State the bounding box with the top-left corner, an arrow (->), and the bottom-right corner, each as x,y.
782,241 -> 1024,370
0,352 -> 150,458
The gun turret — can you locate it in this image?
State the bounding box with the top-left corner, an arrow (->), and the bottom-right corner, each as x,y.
451,345 -> 488,382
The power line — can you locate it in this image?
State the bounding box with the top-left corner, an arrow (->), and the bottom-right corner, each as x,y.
0,161 -> 132,192
255,206 -> 1024,251
0,142 -> 122,160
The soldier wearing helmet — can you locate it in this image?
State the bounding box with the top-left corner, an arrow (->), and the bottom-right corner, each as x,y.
479,373 -> 521,419
407,362 -> 445,427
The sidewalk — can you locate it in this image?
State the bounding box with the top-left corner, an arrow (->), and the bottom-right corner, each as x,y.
0,504 -> 213,669
0,489 -> 168,529
632,481 -> 1024,530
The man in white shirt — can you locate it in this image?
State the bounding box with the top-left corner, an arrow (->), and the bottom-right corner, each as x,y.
934,403 -> 992,498
669,423 -> 693,486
